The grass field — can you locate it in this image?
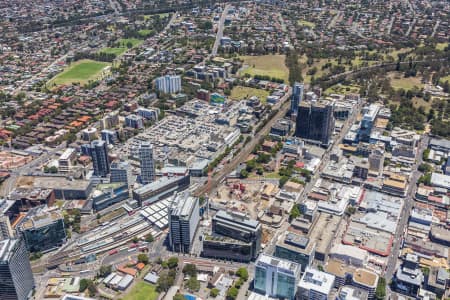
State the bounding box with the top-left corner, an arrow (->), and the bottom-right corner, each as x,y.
98,38 -> 144,57
230,86 -> 270,101
122,282 -> 158,300
297,19 -> 315,28
118,38 -> 144,48
98,47 -> 127,56
302,58 -> 339,83
324,84 -> 360,95
440,75 -> 450,84
389,96 -> 433,113
240,55 -> 289,82
384,47 -> 413,61
138,29 -> 153,37
388,72 -> 424,90
144,13 -> 169,20
436,43 -> 448,51
48,59 -> 110,86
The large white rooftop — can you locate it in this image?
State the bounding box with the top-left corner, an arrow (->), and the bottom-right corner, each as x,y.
299,267 -> 335,294
256,253 -> 300,275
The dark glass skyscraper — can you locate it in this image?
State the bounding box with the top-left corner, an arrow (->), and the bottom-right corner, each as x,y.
139,142 -> 155,185
295,100 -> 335,146
82,140 -> 110,177
0,238 -> 34,300
290,82 -> 304,115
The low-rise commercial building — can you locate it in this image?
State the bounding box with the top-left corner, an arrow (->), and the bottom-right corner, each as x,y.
298,267 -> 335,300
325,259 -> 378,299
394,254 -> 424,297
92,183 -> 129,211
132,174 -> 190,206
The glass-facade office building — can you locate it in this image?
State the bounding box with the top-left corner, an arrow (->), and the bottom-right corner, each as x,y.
18,208 -> 67,253
202,236 -> 253,262
274,232 -> 315,272
254,254 -> 301,300
0,239 -> 34,300
212,210 -> 261,260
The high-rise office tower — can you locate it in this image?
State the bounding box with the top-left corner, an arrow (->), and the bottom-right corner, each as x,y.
295,100 -> 335,146
0,238 -> 35,300
81,140 -> 110,177
168,192 -> 200,253
254,254 -> 301,300
291,82 -> 304,116
359,104 -> 380,142
155,75 -> 182,94
139,142 -> 155,185
110,161 -> 133,187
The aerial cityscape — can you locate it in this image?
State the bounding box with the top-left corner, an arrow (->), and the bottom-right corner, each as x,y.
0,0 -> 449,300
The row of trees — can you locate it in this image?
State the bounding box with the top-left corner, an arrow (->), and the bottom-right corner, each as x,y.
226,268 -> 249,300
69,51 -> 117,63
285,50 -> 303,86
156,257 -> 179,292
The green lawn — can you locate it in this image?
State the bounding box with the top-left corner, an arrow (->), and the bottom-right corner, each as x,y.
144,13 -> 169,20
240,55 -> 289,82
324,84 -> 360,95
47,59 -> 110,87
440,75 -> 450,84
302,58 -> 339,83
436,43 -> 448,51
264,172 -> 281,179
118,38 -> 144,48
138,29 -> 154,37
122,282 -> 158,300
230,86 -> 270,102
98,38 -> 144,57
297,19 -> 315,28
384,47 -> 413,61
388,72 -> 424,90
98,47 -> 127,56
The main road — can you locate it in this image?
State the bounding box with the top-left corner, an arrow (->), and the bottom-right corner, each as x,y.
384,135 -> 429,297
211,4 -> 231,57
0,142 -> 67,197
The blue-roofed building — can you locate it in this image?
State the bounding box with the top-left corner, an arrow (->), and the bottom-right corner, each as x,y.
92,183 -> 129,211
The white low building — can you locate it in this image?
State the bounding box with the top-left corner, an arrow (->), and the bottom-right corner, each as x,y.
329,244 -> 368,267
298,267 -> 335,300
